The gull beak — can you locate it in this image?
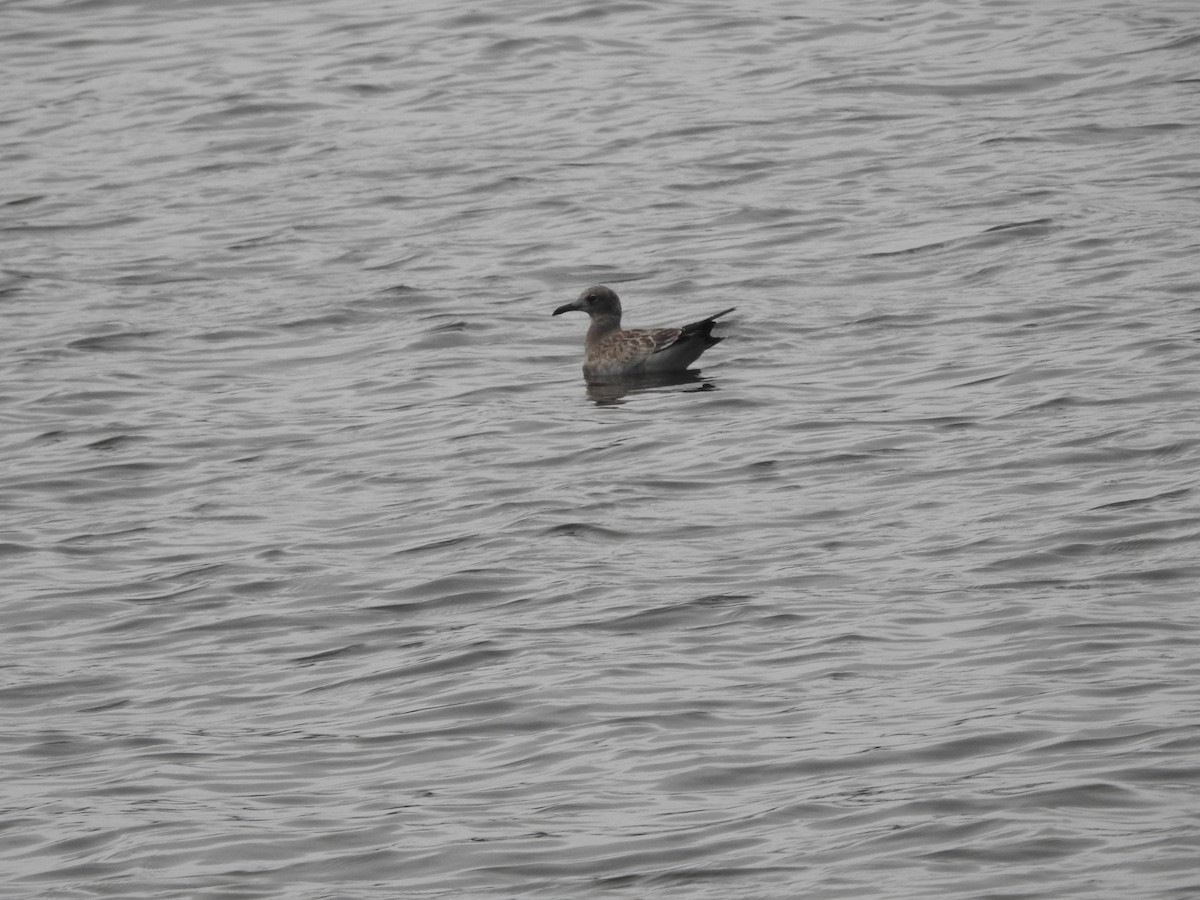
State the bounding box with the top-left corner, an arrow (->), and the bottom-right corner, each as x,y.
552,300 -> 581,316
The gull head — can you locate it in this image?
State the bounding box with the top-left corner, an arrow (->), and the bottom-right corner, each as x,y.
552,284 -> 622,320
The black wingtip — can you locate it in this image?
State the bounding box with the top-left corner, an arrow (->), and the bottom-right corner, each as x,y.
680,307 -> 736,339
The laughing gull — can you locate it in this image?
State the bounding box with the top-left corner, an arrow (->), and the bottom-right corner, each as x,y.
552,285 -> 734,381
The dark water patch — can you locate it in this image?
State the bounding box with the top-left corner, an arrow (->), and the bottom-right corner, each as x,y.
108,270 -> 209,286
291,643 -> 368,666
1090,487 -> 1192,510
865,219 -> 1060,259
540,522 -> 628,541
583,595 -> 752,634
66,330 -> 164,352
195,327 -> 278,343
0,215 -> 145,234
393,534 -> 479,556
2,194 -> 46,207
920,834 -> 1095,865
84,433 -> 150,451
278,309 -> 362,331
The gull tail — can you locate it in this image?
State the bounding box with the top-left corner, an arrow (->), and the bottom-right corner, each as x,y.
648,307 -> 736,371
679,307 -> 736,347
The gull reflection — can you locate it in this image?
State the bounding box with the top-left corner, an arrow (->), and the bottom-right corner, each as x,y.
584,370 -> 719,406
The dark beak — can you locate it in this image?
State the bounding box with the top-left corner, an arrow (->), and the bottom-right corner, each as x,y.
552,301 -> 580,316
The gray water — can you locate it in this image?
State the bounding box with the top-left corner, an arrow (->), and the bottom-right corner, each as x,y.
3,0 -> 1200,897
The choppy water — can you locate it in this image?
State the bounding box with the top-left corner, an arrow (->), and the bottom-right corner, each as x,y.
4,0 -> 1200,897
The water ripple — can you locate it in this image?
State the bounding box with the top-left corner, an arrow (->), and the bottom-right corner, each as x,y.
3,1 -> 1200,898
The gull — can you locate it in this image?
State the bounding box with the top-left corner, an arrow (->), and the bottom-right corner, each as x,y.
552,284 -> 734,381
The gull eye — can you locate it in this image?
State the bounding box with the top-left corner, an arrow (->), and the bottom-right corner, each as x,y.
586,294 -> 597,304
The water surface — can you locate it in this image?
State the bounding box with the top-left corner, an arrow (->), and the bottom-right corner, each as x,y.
3,1 -> 1199,897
